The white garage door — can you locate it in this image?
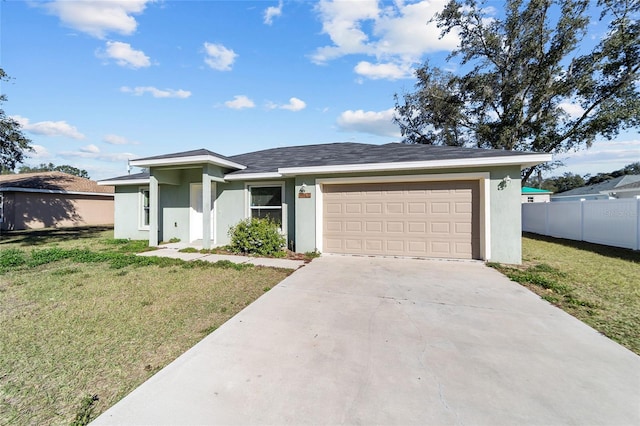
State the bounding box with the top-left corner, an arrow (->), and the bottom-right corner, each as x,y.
323,180 -> 480,259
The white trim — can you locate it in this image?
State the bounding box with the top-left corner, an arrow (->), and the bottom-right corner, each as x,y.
138,186 -> 150,231
314,172 -> 491,260
189,183 -> 216,243
280,154 -> 551,176
99,178 -> 149,186
131,154 -> 246,170
0,187 -> 114,197
225,172 -> 283,181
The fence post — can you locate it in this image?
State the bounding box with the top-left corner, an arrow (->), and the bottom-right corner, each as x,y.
580,198 -> 585,242
545,202 -> 550,235
636,197 -> 640,251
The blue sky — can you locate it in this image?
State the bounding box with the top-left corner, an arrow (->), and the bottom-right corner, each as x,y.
1,0 -> 638,180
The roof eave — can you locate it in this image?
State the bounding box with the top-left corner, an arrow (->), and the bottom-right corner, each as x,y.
224,172 -> 283,181
0,187 -> 114,196
277,154 -> 552,176
98,178 -> 150,186
130,155 -> 246,170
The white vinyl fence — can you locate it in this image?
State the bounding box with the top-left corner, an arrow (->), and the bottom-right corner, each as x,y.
522,198 -> 640,250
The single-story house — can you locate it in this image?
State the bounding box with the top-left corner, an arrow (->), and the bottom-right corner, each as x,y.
551,175 -> 640,202
0,172 -> 114,231
99,142 -> 550,264
522,186 -> 552,203
602,179 -> 640,199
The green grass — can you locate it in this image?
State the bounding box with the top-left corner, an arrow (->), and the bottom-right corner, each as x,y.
489,233 -> 640,355
0,227 -> 292,425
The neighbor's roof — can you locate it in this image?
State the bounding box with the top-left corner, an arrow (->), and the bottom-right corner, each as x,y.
0,172 -> 114,195
553,175 -> 640,197
101,142 -> 551,183
522,186 -> 552,194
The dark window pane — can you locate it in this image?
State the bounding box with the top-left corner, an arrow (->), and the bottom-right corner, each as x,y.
251,186 -> 281,207
251,208 -> 282,226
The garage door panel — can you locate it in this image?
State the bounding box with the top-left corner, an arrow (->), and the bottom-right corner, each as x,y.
323,181 -> 480,259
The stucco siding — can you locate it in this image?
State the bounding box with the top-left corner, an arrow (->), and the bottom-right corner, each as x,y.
215,181 -> 245,246
1,191 -> 113,231
488,166 -> 522,264
291,166 -> 522,264
114,187 -> 148,240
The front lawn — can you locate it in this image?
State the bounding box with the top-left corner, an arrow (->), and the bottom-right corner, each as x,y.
490,233 -> 640,355
0,227 -> 292,425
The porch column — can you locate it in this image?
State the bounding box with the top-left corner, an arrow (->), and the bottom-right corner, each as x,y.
202,170 -> 212,249
149,174 -> 159,246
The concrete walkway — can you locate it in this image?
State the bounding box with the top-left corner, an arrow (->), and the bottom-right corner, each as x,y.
93,255 -> 640,425
137,242 -> 306,269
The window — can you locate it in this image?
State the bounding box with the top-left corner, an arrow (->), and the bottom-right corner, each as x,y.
527,196 -> 534,203
249,185 -> 283,226
140,187 -> 150,229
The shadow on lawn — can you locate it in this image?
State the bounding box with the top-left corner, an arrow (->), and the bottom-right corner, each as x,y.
523,232 -> 639,264
0,226 -> 113,247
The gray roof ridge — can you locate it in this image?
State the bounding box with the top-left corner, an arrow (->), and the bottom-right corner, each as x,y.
134,148 -> 236,162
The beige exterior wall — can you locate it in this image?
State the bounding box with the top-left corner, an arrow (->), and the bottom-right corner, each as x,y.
0,191 -> 114,231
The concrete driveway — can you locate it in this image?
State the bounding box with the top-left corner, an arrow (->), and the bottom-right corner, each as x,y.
93,255 -> 640,425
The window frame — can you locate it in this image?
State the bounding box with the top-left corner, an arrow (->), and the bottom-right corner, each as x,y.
245,181 -> 286,232
139,186 -> 150,230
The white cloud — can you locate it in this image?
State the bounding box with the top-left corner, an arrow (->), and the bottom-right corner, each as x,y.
59,147 -> 136,162
98,41 -> 151,68
120,86 -> 192,99
312,0 -> 458,80
354,61 -> 412,80
264,1 -> 283,25
103,134 -> 138,145
553,139 -> 640,176
11,115 -> 85,139
80,144 -> 100,154
559,101 -> 586,119
42,0 -> 153,39
225,95 -> 255,110
280,97 -> 307,111
336,108 -> 400,137
30,144 -> 52,159
203,42 -> 237,71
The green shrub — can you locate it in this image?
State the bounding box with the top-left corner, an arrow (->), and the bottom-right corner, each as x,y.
228,218 -> 286,256
0,248 -> 27,270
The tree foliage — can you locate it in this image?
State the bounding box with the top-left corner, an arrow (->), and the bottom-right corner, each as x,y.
541,172 -> 586,193
539,161 -> 639,192
18,162 -> 90,179
0,68 -> 32,171
394,0 -> 640,180
584,161 -> 640,185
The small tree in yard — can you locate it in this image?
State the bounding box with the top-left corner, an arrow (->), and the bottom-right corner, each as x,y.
228,218 -> 286,257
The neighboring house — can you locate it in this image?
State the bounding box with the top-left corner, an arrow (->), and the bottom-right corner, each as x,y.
99,142 -> 550,264
551,175 -> 640,202
522,186 -> 552,203
604,179 -> 640,199
0,172 -> 114,231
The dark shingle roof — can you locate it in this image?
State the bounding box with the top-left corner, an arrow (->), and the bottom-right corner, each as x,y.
227,142 -> 537,175
102,142 -> 545,182
100,171 -> 150,182
614,179 -> 640,191
554,175 -> 640,196
134,148 -> 237,163
0,172 -> 114,194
